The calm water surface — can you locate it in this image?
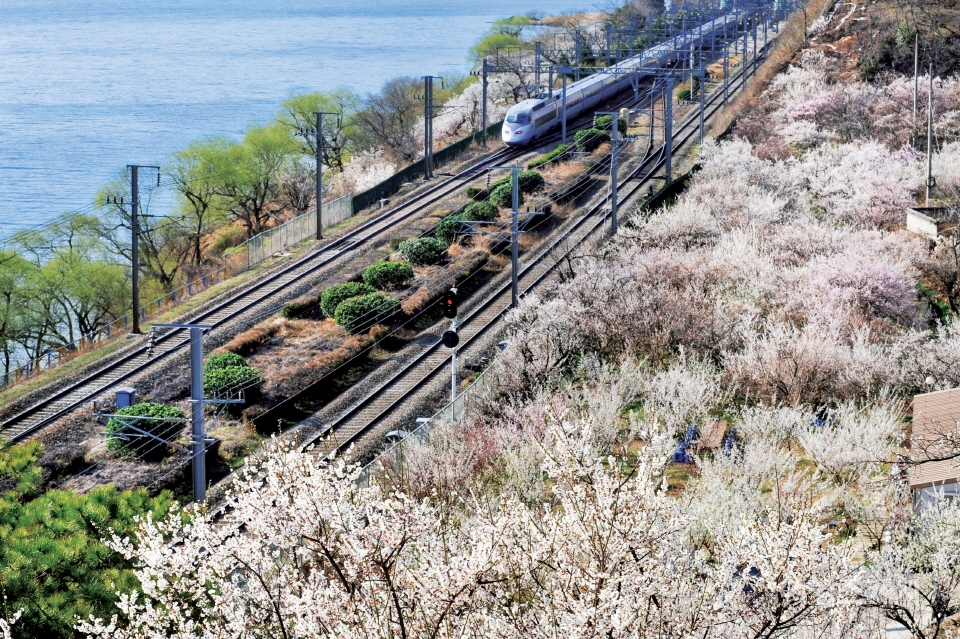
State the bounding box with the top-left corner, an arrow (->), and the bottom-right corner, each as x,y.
0,0 -> 586,238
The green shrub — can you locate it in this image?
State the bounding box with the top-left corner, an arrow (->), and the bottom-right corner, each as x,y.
105,402 -> 187,459
435,212 -> 472,244
399,237 -> 448,266
204,351 -> 248,373
518,170 -> 545,194
595,115 -> 628,136
204,365 -> 264,402
527,144 -> 569,169
463,200 -> 499,221
677,88 -> 692,101
282,296 -> 320,319
320,281 -> 376,317
363,261 -> 415,290
490,182 -> 526,208
465,185 -> 486,200
489,175 -> 511,192
574,128 -> 610,153
334,292 -> 400,333
389,235 -> 409,251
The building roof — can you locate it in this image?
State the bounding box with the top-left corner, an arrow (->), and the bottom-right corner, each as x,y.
909,388 -> 960,489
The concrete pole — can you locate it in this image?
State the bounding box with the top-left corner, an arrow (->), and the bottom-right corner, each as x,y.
511,167 -> 520,308
189,326 -> 206,503
610,115 -> 618,235
914,34 -> 919,139
927,65 -> 935,206
315,112 -> 323,240
562,74 -> 568,144
723,49 -> 729,104
698,69 -> 706,144
129,165 -> 141,334
481,58 -> 489,146
665,77 -> 674,184
451,347 -> 458,416
535,41 -> 542,91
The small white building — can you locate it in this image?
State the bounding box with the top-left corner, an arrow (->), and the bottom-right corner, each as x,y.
905,207 -> 956,239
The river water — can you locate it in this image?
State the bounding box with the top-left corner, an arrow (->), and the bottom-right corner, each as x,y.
0,0 -> 586,239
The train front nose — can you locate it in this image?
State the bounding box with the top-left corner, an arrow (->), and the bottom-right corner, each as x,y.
502,125 -> 527,146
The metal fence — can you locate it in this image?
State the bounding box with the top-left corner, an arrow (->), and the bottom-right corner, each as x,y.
1,196 -> 355,393
357,356 -> 499,487
224,194 -> 353,270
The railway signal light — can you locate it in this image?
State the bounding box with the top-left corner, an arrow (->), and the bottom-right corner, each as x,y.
443,288 -> 458,319
441,330 -> 459,349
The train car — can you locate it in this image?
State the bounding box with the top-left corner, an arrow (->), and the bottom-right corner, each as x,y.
501,10 -> 744,147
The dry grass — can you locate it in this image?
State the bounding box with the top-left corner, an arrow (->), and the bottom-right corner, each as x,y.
400,251 -> 490,316
219,322 -> 281,357
542,160 -> 589,183
709,0 -> 837,136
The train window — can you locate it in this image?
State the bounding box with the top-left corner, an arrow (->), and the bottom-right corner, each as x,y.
507,113 -> 530,124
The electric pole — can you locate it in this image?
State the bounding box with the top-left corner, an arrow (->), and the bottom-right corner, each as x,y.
153,322 -> 214,503
665,77 -> 674,184
511,167 -> 519,308
927,64 -> 935,206
598,111 -> 620,234
127,164 -> 159,335
914,33 -> 920,139
311,111 -> 338,240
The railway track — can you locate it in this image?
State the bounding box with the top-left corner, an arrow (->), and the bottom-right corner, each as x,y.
304,45 -> 766,462
0,146 -> 530,441
0,85 -> 662,444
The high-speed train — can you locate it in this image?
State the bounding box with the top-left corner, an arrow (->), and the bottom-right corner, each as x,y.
502,11 -> 746,146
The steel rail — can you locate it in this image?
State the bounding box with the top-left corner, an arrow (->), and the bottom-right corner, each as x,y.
304,38 -> 767,461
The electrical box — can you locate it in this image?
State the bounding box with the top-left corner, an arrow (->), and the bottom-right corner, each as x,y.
115,387 -> 137,410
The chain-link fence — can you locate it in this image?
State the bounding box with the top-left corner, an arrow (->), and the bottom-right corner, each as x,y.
224,194 -> 353,270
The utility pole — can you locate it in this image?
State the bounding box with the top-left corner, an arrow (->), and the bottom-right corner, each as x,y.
510,167 -> 520,307
312,112 -> 339,240
598,111 -> 620,234
154,323 -> 214,503
130,166 -> 140,335
423,75 -> 434,179
558,66 -> 572,144
535,41 -> 542,92
697,68 -> 706,144
914,33 -> 920,139
127,164 -> 159,335
665,77 -> 674,184
927,64 -> 935,206
472,60 -> 494,146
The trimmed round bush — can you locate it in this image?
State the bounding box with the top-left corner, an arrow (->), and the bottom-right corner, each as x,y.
490,182 -> 525,209
677,88 -> 692,101
204,365 -> 264,402
334,292 -> 400,333
399,237 -> 448,266
595,114 -> 628,136
435,212 -> 471,244
465,185 -> 486,201
320,281 -> 376,318
363,261 -> 415,290
518,170 -> 545,194
204,352 -> 248,373
463,200 -> 499,222
105,402 -> 186,459
574,128 -> 610,153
